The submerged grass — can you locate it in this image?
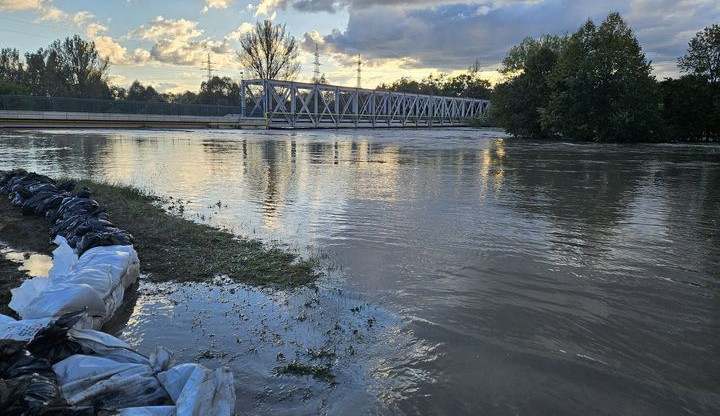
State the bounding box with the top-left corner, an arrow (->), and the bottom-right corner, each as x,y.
70,179 -> 320,287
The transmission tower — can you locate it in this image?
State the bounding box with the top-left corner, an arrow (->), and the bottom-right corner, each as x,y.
356,54 -> 361,89
205,53 -> 215,82
313,44 -> 321,83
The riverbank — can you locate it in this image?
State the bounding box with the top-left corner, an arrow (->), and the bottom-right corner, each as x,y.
0,177 -> 320,316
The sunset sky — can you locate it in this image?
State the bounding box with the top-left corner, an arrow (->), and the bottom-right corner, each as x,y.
1,0 -> 718,93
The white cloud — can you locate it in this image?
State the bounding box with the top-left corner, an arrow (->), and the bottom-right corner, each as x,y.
129,16 -> 238,68
254,0 -> 291,16
0,0 -> 47,11
226,22 -> 254,41
203,0 -> 238,9
37,5 -> 66,21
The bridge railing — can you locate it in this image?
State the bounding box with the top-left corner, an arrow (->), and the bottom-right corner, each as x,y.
241,79 -> 490,128
0,95 -> 241,117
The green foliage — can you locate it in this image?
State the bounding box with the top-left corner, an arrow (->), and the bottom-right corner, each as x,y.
679,24 -> 720,83
0,79 -> 30,95
198,76 -> 241,106
541,13 -> 661,142
492,35 -> 565,138
661,76 -> 720,141
126,80 -> 165,102
1,36 -> 111,99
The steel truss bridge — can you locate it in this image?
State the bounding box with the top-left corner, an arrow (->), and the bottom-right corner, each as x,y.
241,79 -> 490,129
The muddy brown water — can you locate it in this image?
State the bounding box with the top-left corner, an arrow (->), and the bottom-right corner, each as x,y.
0,128 -> 718,415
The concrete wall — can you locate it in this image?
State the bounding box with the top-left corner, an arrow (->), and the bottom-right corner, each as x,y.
0,110 -> 265,129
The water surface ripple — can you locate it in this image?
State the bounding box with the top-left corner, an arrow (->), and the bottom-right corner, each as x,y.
1,128 -> 718,415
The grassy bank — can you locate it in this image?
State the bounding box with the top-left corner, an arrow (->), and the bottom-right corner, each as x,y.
0,179 -> 320,313
71,180 -> 320,286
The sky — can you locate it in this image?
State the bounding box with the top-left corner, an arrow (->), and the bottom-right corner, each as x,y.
0,0 -> 718,93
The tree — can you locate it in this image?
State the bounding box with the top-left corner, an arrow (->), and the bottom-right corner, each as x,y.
660,75 -> 720,141
197,76 -> 241,106
126,81 -> 165,102
47,35 -> 111,98
541,13 -> 661,142
491,35 -> 565,138
238,20 -> 300,80
0,48 -> 25,85
679,24 -> 720,83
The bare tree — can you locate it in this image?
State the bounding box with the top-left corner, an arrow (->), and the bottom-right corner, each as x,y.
238,20 -> 301,81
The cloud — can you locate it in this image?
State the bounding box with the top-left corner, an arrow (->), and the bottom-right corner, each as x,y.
129,16 -> 237,67
0,0 -> 68,21
0,0 -> 47,11
226,22 -> 254,41
303,0 -> 720,78
201,0 -> 239,13
254,0 -> 291,16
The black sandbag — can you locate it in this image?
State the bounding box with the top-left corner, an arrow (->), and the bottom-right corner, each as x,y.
0,374 -> 64,416
26,311 -> 85,364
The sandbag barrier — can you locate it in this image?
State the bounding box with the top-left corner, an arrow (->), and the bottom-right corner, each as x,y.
0,170 -> 235,415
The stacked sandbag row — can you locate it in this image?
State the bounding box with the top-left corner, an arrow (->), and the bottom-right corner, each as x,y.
0,311 -> 235,416
0,169 -> 235,415
0,169 -> 133,256
1,169 -> 138,329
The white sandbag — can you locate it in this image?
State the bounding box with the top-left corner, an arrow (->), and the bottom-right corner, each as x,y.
157,364 -> 235,416
16,282 -> 107,321
69,328 -> 156,365
48,235 -> 78,279
9,239 -> 140,328
8,276 -> 50,314
53,354 -> 171,409
0,314 -> 53,341
119,407 -> 176,416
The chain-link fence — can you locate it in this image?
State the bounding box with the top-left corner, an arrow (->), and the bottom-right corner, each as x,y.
0,95 -> 241,117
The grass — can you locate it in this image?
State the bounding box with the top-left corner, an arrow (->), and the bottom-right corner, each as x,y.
70,179 -> 320,287
0,176 -> 320,309
274,361 -> 336,383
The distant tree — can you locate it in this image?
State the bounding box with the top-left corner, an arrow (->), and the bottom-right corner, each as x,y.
198,76 -> 241,106
0,48 -> 25,85
126,81 -> 165,102
238,20 -> 300,80
541,13 -> 661,141
660,75 -> 720,141
679,24 -> 720,83
0,79 -> 29,95
166,90 -> 198,104
47,35 -> 111,98
491,35 -> 565,138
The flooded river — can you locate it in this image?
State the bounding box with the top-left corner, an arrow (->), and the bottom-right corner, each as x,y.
1,128 -> 719,415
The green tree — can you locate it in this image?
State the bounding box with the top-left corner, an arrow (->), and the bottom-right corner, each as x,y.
46,35 -> 111,98
541,13 -> 661,142
126,81 -> 165,102
0,48 -> 25,86
660,75 -> 719,141
679,24 -> 720,83
198,76 -> 241,106
491,35 -> 565,138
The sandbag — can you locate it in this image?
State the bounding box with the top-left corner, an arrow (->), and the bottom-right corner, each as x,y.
10,237 -> 139,329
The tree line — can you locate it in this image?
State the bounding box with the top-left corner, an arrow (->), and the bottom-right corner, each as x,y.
490,13 -> 719,142
379,14 -> 719,142
1,15 -> 718,141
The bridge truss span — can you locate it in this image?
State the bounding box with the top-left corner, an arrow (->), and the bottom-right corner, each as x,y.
241,79 -> 489,129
